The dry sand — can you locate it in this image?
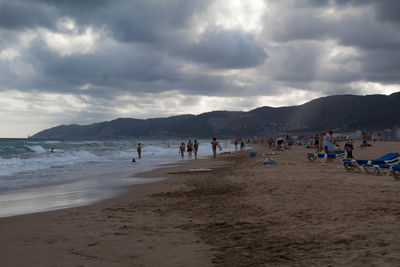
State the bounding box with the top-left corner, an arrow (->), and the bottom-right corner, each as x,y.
1,141 -> 400,266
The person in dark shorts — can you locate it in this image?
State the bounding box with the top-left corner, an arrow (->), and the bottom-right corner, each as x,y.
187,140 -> 193,159
137,143 -> 142,159
344,141 -> 354,158
211,137 -> 219,158
193,140 -> 199,159
179,142 -> 185,159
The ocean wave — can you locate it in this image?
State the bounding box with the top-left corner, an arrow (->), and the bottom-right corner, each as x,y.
24,145 -> 47,153
0,150 -> 104,177
43,140 -> 62,144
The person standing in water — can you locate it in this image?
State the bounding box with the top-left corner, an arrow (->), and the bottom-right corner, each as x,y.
239,139 -> 245,150
179,142 -> 186,159
193,140 -> 199,159
211,137 -> 219,159
187,140 -> 193,159
137,143 -> 142,159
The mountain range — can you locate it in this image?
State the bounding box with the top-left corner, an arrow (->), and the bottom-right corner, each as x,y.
32,92 -> 400,139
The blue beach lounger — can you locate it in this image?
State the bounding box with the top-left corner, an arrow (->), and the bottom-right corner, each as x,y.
361,163 -> 400,179
392,165 -> 400,180
326,150 -> 346,162
342,153 -> 400,173
363,163 -> 393,176
307,152 -> 325,161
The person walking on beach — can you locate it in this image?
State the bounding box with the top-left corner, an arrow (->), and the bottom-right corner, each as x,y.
187,140 -> 193,159
211,137 -> 219,159
361,132 -> 368,149
137,143 -> 142,159
179,142 -> 186,159
193,140 -> 199,159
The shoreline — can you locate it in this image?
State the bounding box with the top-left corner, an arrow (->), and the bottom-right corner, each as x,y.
0,144 -> 234,218
2,142 -> 400,266
0,149 -> 238,266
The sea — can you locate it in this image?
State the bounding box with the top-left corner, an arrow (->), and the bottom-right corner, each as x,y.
0,138 -> 234,217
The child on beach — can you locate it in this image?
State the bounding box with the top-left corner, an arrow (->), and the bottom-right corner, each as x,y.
179,142 -> 185,159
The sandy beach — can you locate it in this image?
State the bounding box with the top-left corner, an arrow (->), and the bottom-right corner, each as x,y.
1,141 -> 400,266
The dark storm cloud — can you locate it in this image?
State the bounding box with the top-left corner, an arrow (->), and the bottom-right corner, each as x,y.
262,0 -> 400,86
0,0 -> 210,43
100,0 -> 210,43
12,39 -> 180,94
0,0 -> 55,30
3,37 -> 242,99
181,27 -> 267,69
270,42 -> 320,83
1,0 -> 400,103
26,0 -> 210,43
0,0 -> 266,99
266,3 -> 400,51
373,1 -> 400,23
300,0 -> 400,23
359,50 -> 400,83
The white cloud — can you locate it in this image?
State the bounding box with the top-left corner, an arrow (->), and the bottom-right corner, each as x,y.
350,81 -> 400,95
0,48 -> 19,61
40,26 -> 100,56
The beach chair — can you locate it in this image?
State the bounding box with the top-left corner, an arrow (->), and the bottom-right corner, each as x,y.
342,153 -> 400,173
392,165 -> 400,180
326,150 -> 346,162
362,163 -> 393,176
361,163 -> 400,178
307,150 -> 346,162
307,151 -> 325,161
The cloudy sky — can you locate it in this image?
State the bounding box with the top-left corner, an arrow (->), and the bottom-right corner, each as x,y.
1,0 -> 400,137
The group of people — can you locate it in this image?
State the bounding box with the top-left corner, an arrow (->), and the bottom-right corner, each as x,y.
311,130 -> 354,158
179,140 -> 200,159
233,139 -> 245,151
312,130 -> 337,154
134,138 -> 224,161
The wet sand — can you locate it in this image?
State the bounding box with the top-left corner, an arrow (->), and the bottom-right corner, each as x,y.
1,142 -> 400,266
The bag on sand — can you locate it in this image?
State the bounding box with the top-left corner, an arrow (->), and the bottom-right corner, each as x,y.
264,158 -> 275,165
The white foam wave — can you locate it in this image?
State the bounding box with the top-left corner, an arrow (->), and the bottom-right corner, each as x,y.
67,141 -> 103,145
0,150 -> 104,177
43,141 -> 62,144
25,145 -> 47,153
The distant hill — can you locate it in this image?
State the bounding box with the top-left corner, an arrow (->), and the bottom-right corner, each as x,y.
32,92 -> 400,139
